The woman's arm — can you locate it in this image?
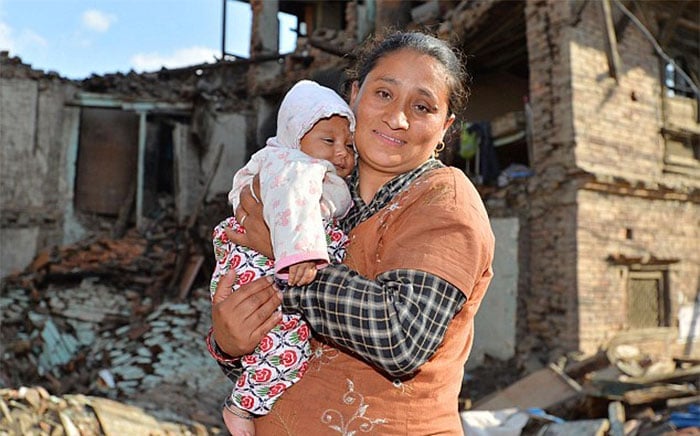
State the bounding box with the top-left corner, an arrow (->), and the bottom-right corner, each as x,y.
282,265 -> 466,378
283,170 -> 492,378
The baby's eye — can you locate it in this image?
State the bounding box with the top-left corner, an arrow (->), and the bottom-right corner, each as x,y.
345,143 -> 354,149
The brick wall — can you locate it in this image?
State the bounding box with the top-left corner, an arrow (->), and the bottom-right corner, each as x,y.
577,190 -> 700,354
520,0 -> 581,360
519,0 -> 700,361
570,1 -> 664,180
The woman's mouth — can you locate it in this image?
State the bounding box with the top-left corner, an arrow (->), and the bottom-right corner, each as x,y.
374,130 -> 406,146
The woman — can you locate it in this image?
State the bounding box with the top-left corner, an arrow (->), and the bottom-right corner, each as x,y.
209,31 -> 495,434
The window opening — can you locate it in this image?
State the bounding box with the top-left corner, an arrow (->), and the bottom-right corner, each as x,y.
627,269 -> 669,329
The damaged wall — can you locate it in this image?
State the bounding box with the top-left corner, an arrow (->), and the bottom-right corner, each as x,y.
570,1 -> 700,354
518,0 -> 700,362
0,53 -> 254,279
0,58 -> 81,278
2,0 -> 699,379
517,0 -> 581,361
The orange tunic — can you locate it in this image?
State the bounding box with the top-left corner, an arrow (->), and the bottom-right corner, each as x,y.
256,167 -> 495,435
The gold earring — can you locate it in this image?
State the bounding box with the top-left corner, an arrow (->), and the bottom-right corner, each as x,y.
433,141 -> 445,158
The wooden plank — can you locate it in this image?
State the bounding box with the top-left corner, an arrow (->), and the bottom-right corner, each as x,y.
624,364 -> 700,385
622,383 -> 697,405
564,350 -> 610,379
538,419 -> 609,436
667,394 -> 700,408
177,254 -> 204,300
472,364 -> 582,410
90,397 -> 165,436
112,178 -> 136,239
600,0 -> 622,82
658,2 -> 687,46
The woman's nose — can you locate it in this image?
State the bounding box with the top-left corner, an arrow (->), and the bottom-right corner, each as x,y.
383,102 -> 409,130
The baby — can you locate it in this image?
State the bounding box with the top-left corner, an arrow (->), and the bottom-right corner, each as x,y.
209,80 -> 355,435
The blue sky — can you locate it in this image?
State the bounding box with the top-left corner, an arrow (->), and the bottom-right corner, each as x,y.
0,0 -> 297,79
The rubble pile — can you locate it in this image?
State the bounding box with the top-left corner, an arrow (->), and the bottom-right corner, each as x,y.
3,196 -> 698,435
1,207 -> 230,433
79,61 -> 250,108
463,341 -> 700,435
6,225 -> 177,303
0,386 -> 218,435
0,51 -> 72,82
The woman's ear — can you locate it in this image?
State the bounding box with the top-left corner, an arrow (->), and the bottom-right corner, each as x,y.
349,81 -> 360,106
443,113 -> 456,135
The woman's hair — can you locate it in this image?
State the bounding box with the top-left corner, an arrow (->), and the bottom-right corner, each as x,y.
344,30 -> 470,117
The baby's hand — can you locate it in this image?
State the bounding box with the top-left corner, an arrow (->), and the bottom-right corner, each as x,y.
287,261 -> 317,286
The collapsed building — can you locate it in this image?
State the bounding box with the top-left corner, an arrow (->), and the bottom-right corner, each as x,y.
2,0 -> 699,414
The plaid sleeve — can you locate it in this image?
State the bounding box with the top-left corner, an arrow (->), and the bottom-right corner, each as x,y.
282,265 -> 466,378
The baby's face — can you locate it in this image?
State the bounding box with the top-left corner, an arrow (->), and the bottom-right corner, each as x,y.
300,115 -> 355,178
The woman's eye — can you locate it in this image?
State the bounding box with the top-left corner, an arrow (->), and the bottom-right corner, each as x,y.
376,90 -> 390,99
415,104 -> 430,113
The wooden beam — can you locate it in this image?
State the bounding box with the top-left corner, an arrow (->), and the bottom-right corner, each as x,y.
658,2 -> 687,46
468,11 -> 523,54
601,0 -> 622,82
623,384 -> 698,405
657,11 -> 700,33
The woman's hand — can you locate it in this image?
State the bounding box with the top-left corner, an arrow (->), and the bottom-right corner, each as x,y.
211,272 -> 282,357
226,177 -> 273,258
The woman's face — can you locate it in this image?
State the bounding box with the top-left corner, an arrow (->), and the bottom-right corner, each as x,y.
349,48 -> 455,177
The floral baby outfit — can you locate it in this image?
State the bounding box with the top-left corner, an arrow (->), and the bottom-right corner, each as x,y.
210,80 -> 355,415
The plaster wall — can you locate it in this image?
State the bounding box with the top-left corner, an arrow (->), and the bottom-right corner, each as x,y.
1,79 -> 41,208
470,216 -> 519,368
174,123 -> 199,225
0,76 -> 79,277
204,112 -> 249,200
0,228 -> 39,278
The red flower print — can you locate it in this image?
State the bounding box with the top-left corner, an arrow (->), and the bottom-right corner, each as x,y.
330,230 -> 343,242
280,350 -> 298,367
253,368 -> 272,383
236,373 -> 246,388
240,395 -> 255,409
259,335 -> 273,352
280,318 -> 298,331
242,355 -> 258,365
230,254 -> 242,269
297,324 -> 310,341
238,270 -> 256,285
268,383 -> 286,397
